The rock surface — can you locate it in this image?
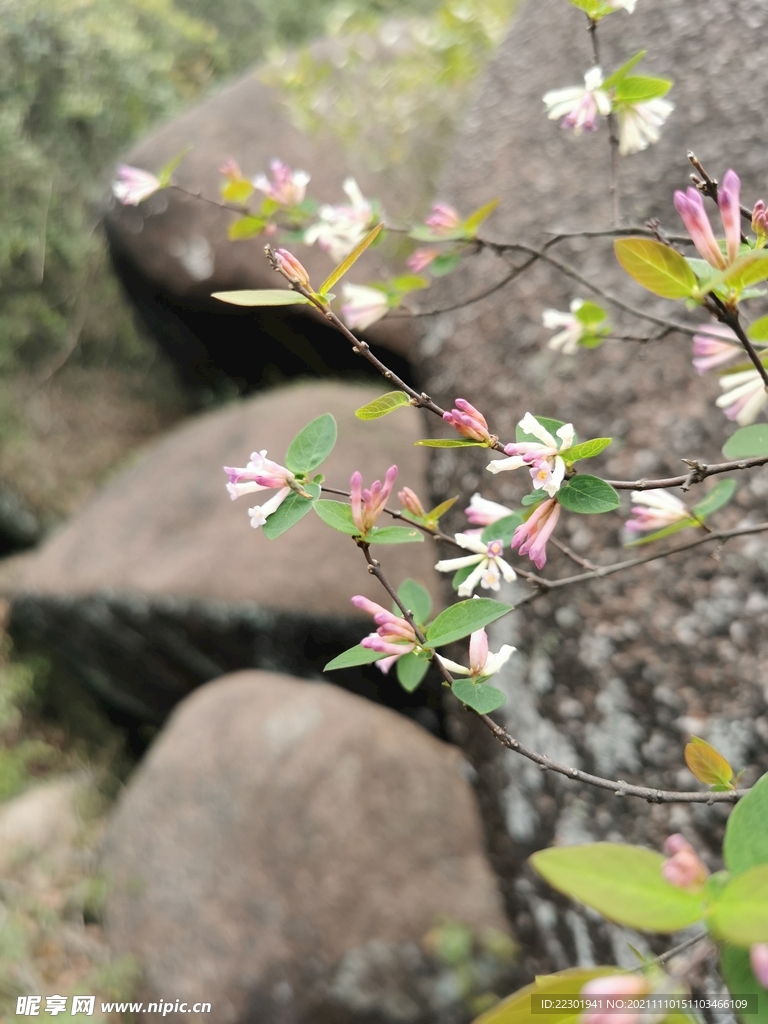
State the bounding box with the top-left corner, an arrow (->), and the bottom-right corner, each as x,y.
103,671 -> 512,1023
414,0 -> 768,982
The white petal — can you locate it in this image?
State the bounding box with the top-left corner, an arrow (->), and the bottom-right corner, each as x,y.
542,309 -> 574,329
458,561 -> 487,597
435,554 -> 483,572
630,489 -> 687,512
518,412 -> 557,449
556,424 -> 576,449
486,456 -> 526,474
497,557 -> 517,583
584,66 -> 605,91
436,656 -> 470,675
482,645 -> 516,677
737,386 -> 768,426
454,533 -> 490,554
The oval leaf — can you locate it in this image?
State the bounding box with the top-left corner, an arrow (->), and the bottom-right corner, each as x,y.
415,438 -> 487,448
471,966 -> 628,1024
719,947 -> 768,1024
212,289 -> 312,306
723,251 -> 768,291
356,391 -> 411,420
558,438 -> 612,463
313,499 -> 358,535
724,772 -> 768,877
530,843 -> 706,933
723,424 -> 768,459
396,579 -> 433,625
452,679 -> 505,714
426,598 -> 512,648
684,736 -> 734,788
463,198 -> 499,235
318,222 -> 384,295
367,526 -> 424,544
748,314 -> 768,343
397,652 -> 430,693
709,865 -> 768,945
481,513 -> 524,546
262,482 -> 320,539
557,476 -> 620,514
285,414 -> 337,474
228,215 -> 266,240
691,478 -> 736,520
574,301 -> 607,326
324,645 -> 389,671
614,238 -> 697,299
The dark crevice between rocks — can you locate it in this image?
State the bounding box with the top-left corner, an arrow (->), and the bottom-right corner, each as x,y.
0,484 -> 43,556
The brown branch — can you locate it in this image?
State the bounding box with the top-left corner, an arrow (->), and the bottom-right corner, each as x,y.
605,453 -> 768,490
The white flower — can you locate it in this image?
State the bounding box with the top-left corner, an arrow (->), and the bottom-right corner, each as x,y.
486,412 -> 575,498
112,165 -> 161,206
625,489 -> 692,535
716,369 -> 768,426
438,627 -> 516,681
341,283 -> 389,331
608,0 -> 636,11
253,159 -> 310,206
465,493 -> 515,528
542,299 -> 586,354
435,535 -> 517,597
304,178 -> 374,263
248,486 -> 292,528
617,97 -> 674,155
543,67 -> 612,134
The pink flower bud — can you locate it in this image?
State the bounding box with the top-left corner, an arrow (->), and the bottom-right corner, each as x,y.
398,487 -> 425,517
718,169 -> 742,265
425,202 -> 462,235
511,498 -> 561,569
661,834 -> 709,891
219,158 -> 243,180
274,249 -> 310,288
750,944 -> 768,987
753,200 -> 768,237
581,975 -> 649,1024
407,248 -> 440,273
443,398 -> 493,444
674,187 -> 726,269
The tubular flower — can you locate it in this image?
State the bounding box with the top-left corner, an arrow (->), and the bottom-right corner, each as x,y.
674,169 -> 741,270
750,944 -> 768,988
624,489 -> 691,535
407,247 -> 441,273
465,493 -> 515,528
350,465 -> 398,535
692,324 -> 741,374
661,834 -> 709,891
435,534 -> 517,597
438,627 -> 515,681
224,450 -> 296,527
341,284 -> 389,331
424,203 -> 462,235
304,178 -> 374,262
443,399 -> 494,444
352,595 -> 417,674
617,97 -> 674,156
580,976 -> 649,1024
717,368 -> 768,426
398,487 -> 426,517
274,249 -> 311,288
487,412 -> 575,498
752,200 -> 768,240
253,159 -> 309,206
112,165 -> 161,206
543,300 -> 587,354
543,67 -> 612,134
511,498 -> 561,570
248,487 -> 292,528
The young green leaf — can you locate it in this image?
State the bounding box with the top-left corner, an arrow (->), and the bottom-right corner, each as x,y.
471,966 -> 627,1024
748,314 -> 768,342
355,391 -> 411,420
614,238 -> 697,299
603,50 -> 647,90
481,513 -> 523,546
723,424 -> 768,459
515,416 -> 566,443
313,499 -> 359,535
324,645 -> 390,671
157,148 -> 190,186
557,476 -> 620,514
367,526 -> 424,544
691,478 -> 736,520
318,222 -> 384,295
684,736 -> 735,789
222,178 -> 255,204
624,518 -> 697,547
521,492 -> 545,507
396,579 -> 433,624
451,679 -> 505,714
415,438 -> 488,448
724,772 -> 768,877
613,75 -> 672,105
424,496 -> 459,522
262,482 -> 321,539
463,198 -> 499,235
574,301 -> 607,326
558,438 -> 612,463
722,251 -> 768,291
212,289 -> 312,306
709,864 -> 768,945
391,274 -> 429,293
397,651 -> 430,692
719,947 -> 768,1024
285,413 -> 337,473
426,598 -> 513,648
530,843 -> 706,932
430,253 -> 463,277
228,215 -> 266,240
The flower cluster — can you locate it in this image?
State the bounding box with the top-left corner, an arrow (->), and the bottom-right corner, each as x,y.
438,627 -> 515,681
254,159 -> 310,207
352,595 -> 418,674
674,169 -> 741,270
223,451 -> 295,528
304,178 -> 375,263
435,535 -> 517,597
487,413 -> 575,498
350,466 -> 398,535
624,489 -> 692,536
443,399 -> 495,445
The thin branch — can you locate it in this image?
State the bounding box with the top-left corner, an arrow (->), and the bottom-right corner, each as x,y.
605,452 -> 768,490
550,537 -> 597,571
653,931 -> 709,968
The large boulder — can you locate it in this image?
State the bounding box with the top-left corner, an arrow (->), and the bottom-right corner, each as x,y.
414,0 -> 768,981
103,671 -> 514,1024
9,381 -> 443,726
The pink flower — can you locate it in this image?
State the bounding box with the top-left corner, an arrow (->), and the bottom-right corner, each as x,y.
487,412 -> 575,498
443,399 -> 494,444
717,368 -> 768,426
719,169 -> 742,265
350,465 -> 398,535
304,178 -> 374,262
407,248 -> 441,273
580,975 -> 649,1024
425,203 -> 462,235
223,451 -> 296,528
399,487 -> 426,517
274,248 -> 311,288
465,493 -> 515,528
253,159 -> 310,206
511,498 -> 561,569
750,944 -> 768,987
625,490 -> 692,534
438,627 -> 515,680
435,534 -> 516,596
351,594 -> 418,674
112,165 -> 161,206
341,284 -> 389,331
544,67 -> 612,135
692,324 -> 741,374
661,834 -> 709,891
219,158 -> 243,180
248,487 -> 292,528
752,200 -> 768,239
674,170 -> 741,270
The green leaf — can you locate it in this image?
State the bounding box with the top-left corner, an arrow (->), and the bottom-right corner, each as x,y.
720,947 -> 768,1024
748,314 -> 768,342
391,274 -> 429,293
212,289 -> 311,306
221,178 -> 254,204
324,645 -> 389,671
573,300 -> 607,326
515,416 -> 567,443
318,223 -> 384,294
424,496 -> 458,522
709,864 -> 768,945
409,225 -> 468,243
463,199 -> 499,235
521,492 -> 545,507
557,476 -> 620,514
313,499 -> 359,535
558,438 -> 612,463
614,238 -> 697,299
157,148 -> 190,187
227,215 -> 266,240
285,413 -> 337,474
397,652 -> 430,692
355,391 -> 411,420
624,518 -> 698,547
262,482 -> 320,539
414,438 -> 487,448
614,75 -> 672,104
430,253 -> 463,277
396,579 -> 432,624
724,772 -> 768,877
367,526 -> 424,544
603,50 -> 647,91
452,679 -> 505,714
691,478 -> 737,519
722,251 -> 768,291
426,598 -> 512,648
470,966 -> 628,1024
723,424 -> 768,459
684,736 -> 734,789
530,844 -> 706,933
452,565 -> 475,591
481,513 -> 523,545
